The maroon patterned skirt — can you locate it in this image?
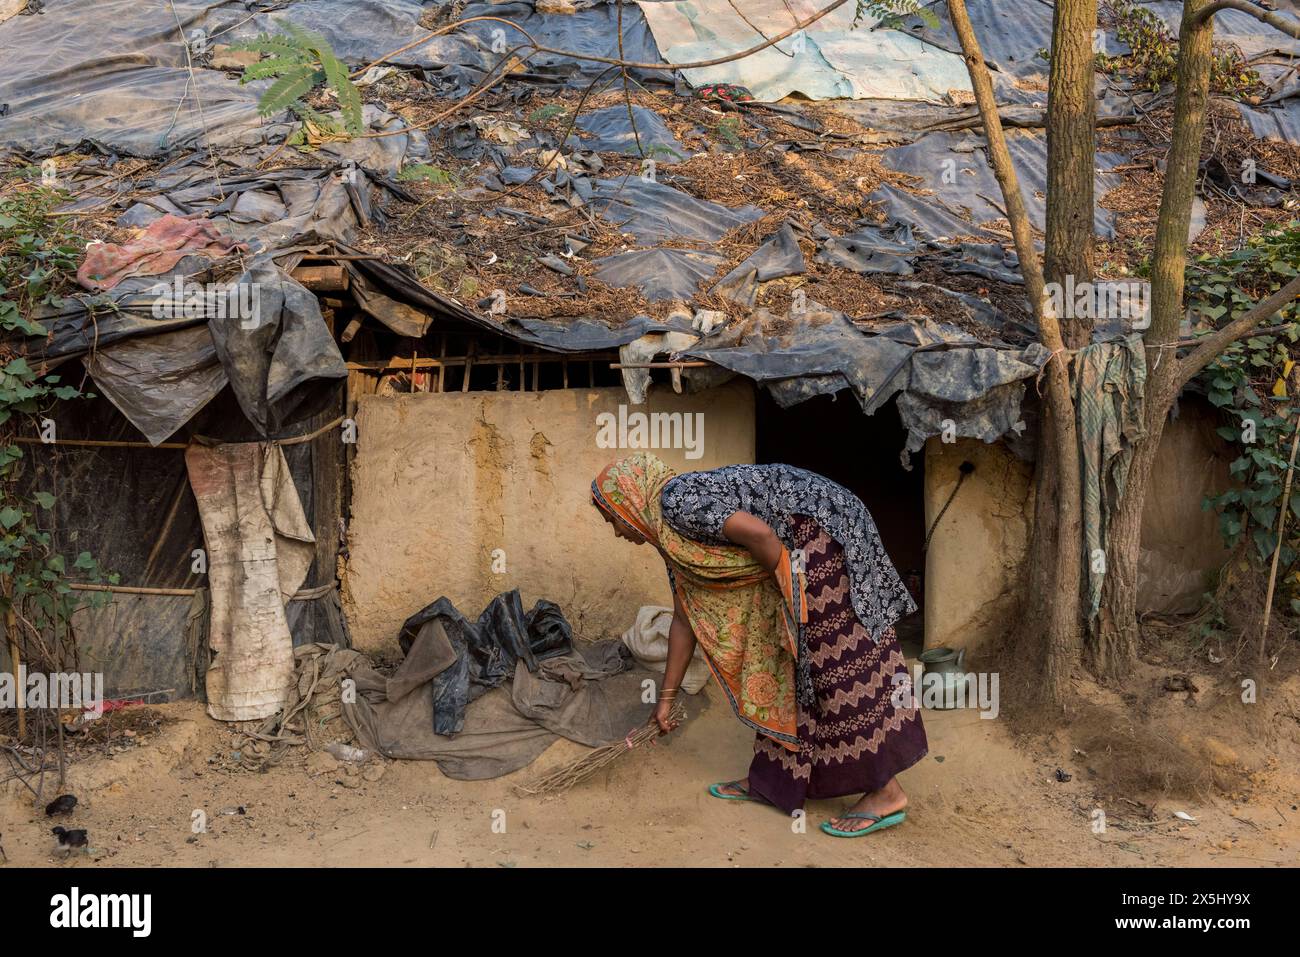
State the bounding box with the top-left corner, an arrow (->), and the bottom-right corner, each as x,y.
747,516 -> 928,814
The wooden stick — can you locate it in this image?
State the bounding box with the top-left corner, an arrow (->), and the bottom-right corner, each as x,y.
68,583 -> 197,596
611,362 -> 710,369
1260,371 -> 1300,660
6,604 -> 21,740
462,339 -> 476,393
290,265 -> 349,291
344,351 -> 614,371
12,437 -> 186,449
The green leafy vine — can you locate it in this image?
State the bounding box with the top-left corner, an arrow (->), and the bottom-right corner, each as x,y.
0,185 -> 115,687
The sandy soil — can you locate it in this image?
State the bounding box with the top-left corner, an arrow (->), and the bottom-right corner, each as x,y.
3,674 -> 1297,868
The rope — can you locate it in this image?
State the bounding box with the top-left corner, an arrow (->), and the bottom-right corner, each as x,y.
924,462 -> 975,552
68,582 -> 337,600
15,416 -> 346,451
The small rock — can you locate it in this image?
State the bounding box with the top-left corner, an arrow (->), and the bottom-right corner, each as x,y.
210,45 -> 261,71
362,763 -> 386,783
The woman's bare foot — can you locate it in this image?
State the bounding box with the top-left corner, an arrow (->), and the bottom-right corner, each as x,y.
827,777 -> 908,834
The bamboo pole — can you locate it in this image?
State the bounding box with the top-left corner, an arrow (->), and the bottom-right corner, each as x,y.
68,583 -> 197,596
5,604 -> 21,739
611,362 -> 710,369
462,339 -> 476,393
12,437 -> 187,449
1260,369 -> 1300,661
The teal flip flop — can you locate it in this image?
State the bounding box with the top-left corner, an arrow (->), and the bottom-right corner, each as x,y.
820,810 -> 907,838
708,780 -> 761,802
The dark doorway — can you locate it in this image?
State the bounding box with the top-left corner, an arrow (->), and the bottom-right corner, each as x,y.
755,388 -> 925,651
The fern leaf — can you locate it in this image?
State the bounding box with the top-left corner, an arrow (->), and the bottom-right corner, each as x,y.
285,21 -> 332,54
257,64 -> 321,117
319,47 -> 363,135
230,33 -> 307,60
241,59 -> 301,83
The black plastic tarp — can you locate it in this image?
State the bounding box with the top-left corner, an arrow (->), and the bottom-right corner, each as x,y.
568,104 -> 687,160
683,306 -> 1049,457
879,129 -> 1127,238
594,247 -> 725,300
590,174 -> 764,243
397,590 -> 574,736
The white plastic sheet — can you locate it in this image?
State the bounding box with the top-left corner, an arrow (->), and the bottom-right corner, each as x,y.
635,0 -> 972,103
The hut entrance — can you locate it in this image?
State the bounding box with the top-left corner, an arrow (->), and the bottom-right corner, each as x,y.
754,388 -> 926,652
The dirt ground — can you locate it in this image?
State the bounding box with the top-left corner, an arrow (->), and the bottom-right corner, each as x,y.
3,663 -> 1297,868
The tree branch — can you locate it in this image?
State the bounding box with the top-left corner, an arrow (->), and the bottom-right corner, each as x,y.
1176,274 -> 1300,389
945,0 -> 1049,325
1193,0 -> 1300,40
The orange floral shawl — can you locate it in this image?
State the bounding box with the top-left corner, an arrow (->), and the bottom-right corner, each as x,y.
593,453 -> 805,749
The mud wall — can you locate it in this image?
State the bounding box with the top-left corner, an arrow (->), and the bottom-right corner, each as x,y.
1138,399 -> 1232,615
923,397 -> 1233,653
923,437 -> 1034,654
344,381 -> 755,652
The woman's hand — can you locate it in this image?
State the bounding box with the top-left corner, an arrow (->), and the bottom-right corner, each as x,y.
650,698 -> 680,734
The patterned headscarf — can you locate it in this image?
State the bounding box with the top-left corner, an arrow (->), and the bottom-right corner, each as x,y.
593,453 -> 803,749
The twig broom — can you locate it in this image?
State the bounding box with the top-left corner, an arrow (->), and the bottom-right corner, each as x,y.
515,699 -> 686,795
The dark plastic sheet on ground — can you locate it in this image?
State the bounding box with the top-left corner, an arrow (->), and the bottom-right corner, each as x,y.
395,590 -> 575,736
867,182 -> 1000,242
1237,98 -> 1300,146
502,313 -> 695,352
815,221 -> 917,276
880,129 -> 1127,238
343,631 -> 651,780
711,222 -> 807,306
899,0 -> 1054,80
590,175 -> 764,243
457,1 -> 667,84
594,247 -> 725,301
568,104 -> 687,160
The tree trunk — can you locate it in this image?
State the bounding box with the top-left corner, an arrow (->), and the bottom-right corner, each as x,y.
1044,0 -> 1098,349
1024,0 -> 1098,700
1095,0 -> 1216,676
948,0 -> 1084,705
